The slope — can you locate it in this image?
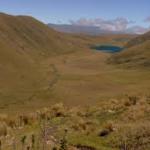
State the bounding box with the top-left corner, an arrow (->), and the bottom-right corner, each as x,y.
109,31 -> 150,68
0,12 -> 91,111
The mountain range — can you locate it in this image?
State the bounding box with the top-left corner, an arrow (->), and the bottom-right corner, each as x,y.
48,23 -> 126,35
48,23 -> 150,35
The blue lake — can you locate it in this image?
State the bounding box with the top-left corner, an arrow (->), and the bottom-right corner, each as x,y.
92,45 -> 123,53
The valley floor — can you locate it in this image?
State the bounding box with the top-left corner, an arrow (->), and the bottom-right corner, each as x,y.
0,44 -> 150,150
1,49 -> 150,114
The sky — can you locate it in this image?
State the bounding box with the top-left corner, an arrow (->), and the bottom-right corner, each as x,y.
0,0 -> 150,33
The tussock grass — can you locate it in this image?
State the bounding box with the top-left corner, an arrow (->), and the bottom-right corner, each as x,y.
0,95 -> 149,149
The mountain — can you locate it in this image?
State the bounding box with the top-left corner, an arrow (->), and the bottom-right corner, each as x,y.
48,23 -> 126,35
0,13 -> 88,58
109,31 -> 150,68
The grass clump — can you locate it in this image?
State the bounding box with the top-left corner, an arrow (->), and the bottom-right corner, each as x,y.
0,122 -> 7,137
108,123 -> 150,150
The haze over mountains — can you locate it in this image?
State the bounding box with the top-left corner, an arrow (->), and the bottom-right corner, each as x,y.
48,23 -> 150,35
48,23 -> 126,35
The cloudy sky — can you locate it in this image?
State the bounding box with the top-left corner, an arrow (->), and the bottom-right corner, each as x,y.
0,0 -> 150,33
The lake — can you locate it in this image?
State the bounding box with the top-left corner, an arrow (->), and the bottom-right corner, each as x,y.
92,45 -> 123,53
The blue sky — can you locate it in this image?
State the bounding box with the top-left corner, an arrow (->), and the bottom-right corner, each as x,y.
0,0 -> 149,28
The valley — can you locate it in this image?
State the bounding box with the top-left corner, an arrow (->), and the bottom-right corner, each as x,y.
1,13 -> 142,113
2,43 -> 150,114
0,12 -> 149,150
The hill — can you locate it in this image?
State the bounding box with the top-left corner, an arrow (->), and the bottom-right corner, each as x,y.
0,13 -> 87,59
0,13 -> 95,111
125,31 -> 150,48
109,31 -> 150,68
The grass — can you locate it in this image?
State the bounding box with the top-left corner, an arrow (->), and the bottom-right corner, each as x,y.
1,48 -> 150,113
0,95 -> 149,149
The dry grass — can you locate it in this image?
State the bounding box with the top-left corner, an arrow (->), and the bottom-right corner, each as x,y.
109,123 -> 150,150
0,95 -> 148,149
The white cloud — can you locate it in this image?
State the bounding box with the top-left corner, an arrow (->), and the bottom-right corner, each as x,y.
69,17 -> 150,34
69,17 -> 133,32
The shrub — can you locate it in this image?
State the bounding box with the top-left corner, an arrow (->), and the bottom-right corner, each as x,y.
0,122 -> 7,137
124,96 -> 138,107
59,129 -> 68,150
52,146 -> 58,150
51,103 -> 66,118
109,123 -> 150,150
21,135 -> 27,150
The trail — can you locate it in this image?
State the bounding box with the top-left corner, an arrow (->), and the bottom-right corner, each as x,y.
48,64 -> 60,90
28,64 -> 60,101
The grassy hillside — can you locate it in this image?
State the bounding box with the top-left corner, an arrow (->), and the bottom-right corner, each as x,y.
0,13 -> 89,112
109,31 -> 150,68
0,13 -> 136,113
125,31 -> 150,48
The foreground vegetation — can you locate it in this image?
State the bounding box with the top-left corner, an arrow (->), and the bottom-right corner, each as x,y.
0,95 -> 149,150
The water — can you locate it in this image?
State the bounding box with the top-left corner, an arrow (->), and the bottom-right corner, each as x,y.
92,45 -> 123,53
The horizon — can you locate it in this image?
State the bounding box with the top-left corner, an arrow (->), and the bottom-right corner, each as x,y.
0,0 -> 150,34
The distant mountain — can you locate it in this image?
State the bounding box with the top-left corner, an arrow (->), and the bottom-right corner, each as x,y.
125,26 -> 150,35
109,31 -> 150,68
48,23 -> 125,35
